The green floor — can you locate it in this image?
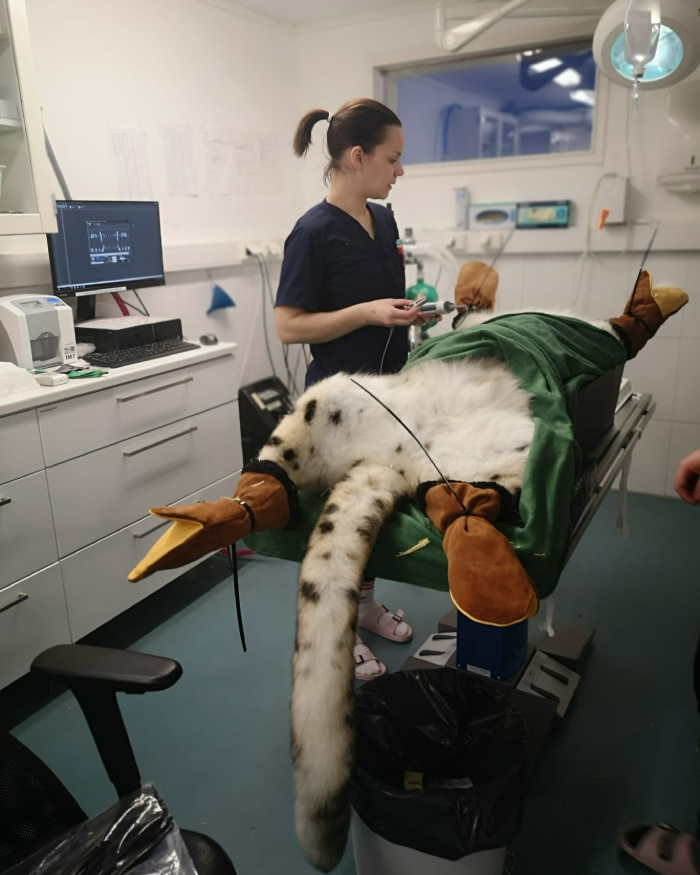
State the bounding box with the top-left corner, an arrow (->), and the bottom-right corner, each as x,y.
3,492 -> 699,875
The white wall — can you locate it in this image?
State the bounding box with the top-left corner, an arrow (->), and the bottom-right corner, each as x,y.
0,0 -> 305,390
295,8 -> 700,497
2,2 -> 699,493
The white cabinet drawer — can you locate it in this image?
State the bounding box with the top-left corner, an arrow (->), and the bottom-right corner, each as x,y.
0,409 -> 44,483
61,471 -> 241,640
39,353 -> 238,466
48,400 -> 242,557
0,565 -> 71,690
0,471 -> 59,590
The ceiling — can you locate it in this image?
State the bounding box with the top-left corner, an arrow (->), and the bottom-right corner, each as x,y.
224,0 -> 613,30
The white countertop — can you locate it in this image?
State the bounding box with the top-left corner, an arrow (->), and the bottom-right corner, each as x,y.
0,342 -> 237,418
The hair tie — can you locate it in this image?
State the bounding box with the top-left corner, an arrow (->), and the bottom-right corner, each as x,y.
327,113 -> 333,125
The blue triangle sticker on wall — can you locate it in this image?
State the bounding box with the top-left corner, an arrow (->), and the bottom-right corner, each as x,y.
207,284 -> 236,315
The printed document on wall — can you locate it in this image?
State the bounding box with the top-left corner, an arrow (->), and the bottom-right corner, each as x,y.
110,127 -> 152,199
203,125 -> 233,196
233,131 -> 280,195
163,124 -> 198,197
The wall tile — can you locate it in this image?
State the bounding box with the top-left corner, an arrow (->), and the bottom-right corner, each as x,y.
624,338 -> 680,421
672,339 -> 700,425
521,254 -> 579,311
625,418 -> 672,496
666,422 -> 700,498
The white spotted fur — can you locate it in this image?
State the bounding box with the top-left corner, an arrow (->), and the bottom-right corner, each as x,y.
256,311 -> 618,871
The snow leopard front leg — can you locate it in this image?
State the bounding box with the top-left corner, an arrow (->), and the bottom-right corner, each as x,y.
291,460 -> 409,872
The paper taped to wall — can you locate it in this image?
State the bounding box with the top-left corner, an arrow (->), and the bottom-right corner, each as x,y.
233,131 -> 280,195
163,124 -> 198,197
203,125 -> 234,197
110,127 -> 152,200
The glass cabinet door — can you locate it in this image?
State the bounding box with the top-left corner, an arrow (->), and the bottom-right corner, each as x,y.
0,0 -> 55,234
0,0 -> 38,217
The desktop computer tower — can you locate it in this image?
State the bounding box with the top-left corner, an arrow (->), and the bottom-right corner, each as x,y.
75,316 -> 183,353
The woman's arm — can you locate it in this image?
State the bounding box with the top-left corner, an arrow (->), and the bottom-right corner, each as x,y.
275,299 -> 419,345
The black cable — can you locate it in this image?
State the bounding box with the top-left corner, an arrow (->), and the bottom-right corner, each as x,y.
283,343 -> 300,396
452,226 -> 516,330
254,254 -> 279,379
124,301 -> 148,317
626,225 -> 659,325
260,253 -> 303,395
350,378 -> 469,514
380,327 -> 394,375
133,289 -> 150,316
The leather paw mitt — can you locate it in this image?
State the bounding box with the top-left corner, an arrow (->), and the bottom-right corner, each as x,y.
610,269 -> 688,359
454,260 -> 499,312
423,482 -> 539,626
128,470 -> 292,582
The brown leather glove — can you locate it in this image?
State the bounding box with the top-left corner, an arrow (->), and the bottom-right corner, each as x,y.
610,269 -> 688,359
423,481 -> 539,626
454,260 -> 499,311
129,466 -> 296,582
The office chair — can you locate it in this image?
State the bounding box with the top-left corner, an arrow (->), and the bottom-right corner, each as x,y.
0,644 -> 237,875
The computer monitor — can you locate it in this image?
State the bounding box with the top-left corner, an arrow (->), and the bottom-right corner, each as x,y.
46,201 -> 165,318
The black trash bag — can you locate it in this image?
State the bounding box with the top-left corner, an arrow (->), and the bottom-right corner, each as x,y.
4,784 -> 195,875
351,669 -> 530,861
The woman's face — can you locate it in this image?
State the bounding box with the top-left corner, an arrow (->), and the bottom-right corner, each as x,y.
352,125 -> 405,199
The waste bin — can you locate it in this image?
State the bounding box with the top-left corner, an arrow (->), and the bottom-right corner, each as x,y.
351,669 -> 530,875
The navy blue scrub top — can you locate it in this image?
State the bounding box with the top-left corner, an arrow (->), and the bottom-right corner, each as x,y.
275,200 -> 408,387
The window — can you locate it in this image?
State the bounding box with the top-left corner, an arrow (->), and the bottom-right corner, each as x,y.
381,40 -> 597,167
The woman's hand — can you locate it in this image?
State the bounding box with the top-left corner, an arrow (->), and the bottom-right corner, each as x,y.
363,299 -> 421,327
674,449 -> 700,505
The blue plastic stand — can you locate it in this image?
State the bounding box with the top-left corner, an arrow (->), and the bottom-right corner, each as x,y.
207,284 -> 236,315
455,612 -> 529,681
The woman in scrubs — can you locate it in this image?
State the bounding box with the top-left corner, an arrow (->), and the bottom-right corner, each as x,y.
275,98 -> 429,680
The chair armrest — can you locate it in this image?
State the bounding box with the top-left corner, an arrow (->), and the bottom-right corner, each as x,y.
31,644 -> 182,694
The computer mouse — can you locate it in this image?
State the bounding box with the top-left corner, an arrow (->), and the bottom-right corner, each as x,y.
200,334 -> 219,345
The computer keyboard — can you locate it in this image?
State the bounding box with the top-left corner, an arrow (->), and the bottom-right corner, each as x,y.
83,338 -> 200,368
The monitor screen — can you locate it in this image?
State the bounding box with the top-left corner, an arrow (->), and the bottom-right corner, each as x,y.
47,200 -> 165,296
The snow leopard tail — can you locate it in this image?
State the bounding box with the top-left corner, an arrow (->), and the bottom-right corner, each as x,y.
291,460 -> 406,872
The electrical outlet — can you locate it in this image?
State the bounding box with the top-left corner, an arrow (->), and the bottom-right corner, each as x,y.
245,241 -> 264,256
261,240 -> 282,258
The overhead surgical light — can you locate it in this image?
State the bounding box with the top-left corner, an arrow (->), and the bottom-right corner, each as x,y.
592,0 -> 700,91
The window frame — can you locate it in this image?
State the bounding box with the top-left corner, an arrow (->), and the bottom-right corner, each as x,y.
370,25 -> 609,177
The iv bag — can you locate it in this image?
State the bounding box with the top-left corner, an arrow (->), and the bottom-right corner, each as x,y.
624,0 -> 661,78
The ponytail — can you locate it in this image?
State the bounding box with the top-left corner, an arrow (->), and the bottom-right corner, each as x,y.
293,109 -> 331,158
293,99 -> 402,184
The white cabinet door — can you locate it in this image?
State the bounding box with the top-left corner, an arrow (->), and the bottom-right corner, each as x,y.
0,470 -> 58,590
39,354 -> 238,466
0,408 -> 44,483
61,471 -> 241,640
48,400 -> 242,557
0,564 -> 71,689
0,0 -> 56,234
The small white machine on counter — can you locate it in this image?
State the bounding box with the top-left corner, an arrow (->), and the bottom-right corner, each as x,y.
0,295 -> 77,369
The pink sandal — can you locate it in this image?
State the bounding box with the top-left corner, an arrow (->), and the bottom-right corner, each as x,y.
354,637 -> 386,681
357,603 -> 413,643
621,824 -> 700,874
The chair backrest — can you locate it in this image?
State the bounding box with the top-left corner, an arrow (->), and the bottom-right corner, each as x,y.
0,730 -> 87,872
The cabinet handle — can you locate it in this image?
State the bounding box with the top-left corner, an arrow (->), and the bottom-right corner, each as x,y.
0,592 -> 28,615
123,426 -> 198,458
116,376 -> 194,403
133,519 -> 170,540
0,496 -> 11,508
